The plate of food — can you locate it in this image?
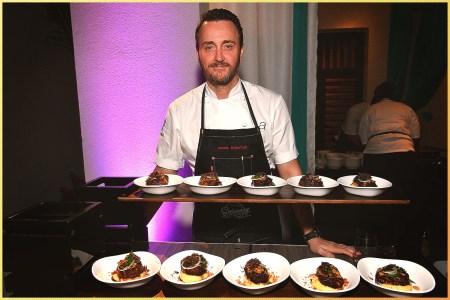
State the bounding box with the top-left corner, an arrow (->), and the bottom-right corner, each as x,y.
159,250 -> 225,290
357,257 -> 435,297
222,252 -> 290,295
91,251 -> 161,288
237,173 -> 287,196
337,173 -> 392,197
287,175 -> 338,196
134,172 -> 183,195
183,172 -> 237,195
290,257 -> 360,297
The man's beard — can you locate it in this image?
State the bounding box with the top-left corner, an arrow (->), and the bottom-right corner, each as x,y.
202,59 -> 240,86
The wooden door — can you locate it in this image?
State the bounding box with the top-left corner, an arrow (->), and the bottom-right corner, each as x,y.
316,29 -> 367,150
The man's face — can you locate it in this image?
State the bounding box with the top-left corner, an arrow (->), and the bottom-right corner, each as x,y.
197,20 -> 243,87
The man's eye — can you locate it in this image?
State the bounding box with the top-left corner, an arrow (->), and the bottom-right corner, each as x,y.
205,45 -> 215,51
224,44 -> 233,49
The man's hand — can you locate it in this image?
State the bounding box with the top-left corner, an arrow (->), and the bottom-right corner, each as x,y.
307,237 -> 359,258
154,165 -> 178,175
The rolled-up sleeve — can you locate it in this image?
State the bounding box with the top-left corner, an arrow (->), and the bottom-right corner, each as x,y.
272,96 -> 299,164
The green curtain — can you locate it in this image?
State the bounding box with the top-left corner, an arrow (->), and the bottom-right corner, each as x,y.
291,3 -> 307,170
387,3 -> 447,110
386,5 -> 413,100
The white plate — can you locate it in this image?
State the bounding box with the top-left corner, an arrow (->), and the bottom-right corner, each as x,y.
222,252 -> 290,295
91,251 -> 161,288
287,175 -> 338,197
159,250 -> 225,290
183,176 -> 237,195
433,260 -> 447,277
290,257 -> 360,297
134,174 -> 183,195
237,175 -> 286,196
337,175 -> 392,197
357,257 -> 435,297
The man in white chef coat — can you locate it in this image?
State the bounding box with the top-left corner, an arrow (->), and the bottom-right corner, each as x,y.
153,8 -> 356,258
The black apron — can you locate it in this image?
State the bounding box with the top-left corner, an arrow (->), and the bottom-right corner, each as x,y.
192,82 -> 281,243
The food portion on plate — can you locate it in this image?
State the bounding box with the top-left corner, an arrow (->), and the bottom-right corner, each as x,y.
375,264 -> 414,291
134,174 -> 183,195
290,257 -> 360,297
238,258 -> 278,287
309,262 -> 349,291
179,253 -> 212,283
183,175 -> 236,195
145,171 -> 169,185
287,175 -> 338,197
357,257 -> 435,297
237,175 -> 286,196
222,252 -> 290,295
299,174 -> 324,187
159,250 -> 225,290
91,251 -> 161,288
199,172 -> 222,186
351,172 -> 377,187
337,175 -> 391,197
111,251 -> 149,282
251,172 -> 275,186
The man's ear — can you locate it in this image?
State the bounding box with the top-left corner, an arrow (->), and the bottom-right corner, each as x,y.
240,47 -> 244,60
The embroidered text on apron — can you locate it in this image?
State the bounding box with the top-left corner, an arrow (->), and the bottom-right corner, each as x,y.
192,82 -> 281,243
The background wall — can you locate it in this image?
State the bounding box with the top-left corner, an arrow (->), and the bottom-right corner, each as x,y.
70,3 -> 200,181
318,3 -> 391,103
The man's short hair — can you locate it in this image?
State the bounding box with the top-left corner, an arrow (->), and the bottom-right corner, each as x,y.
195,8 -> 244,50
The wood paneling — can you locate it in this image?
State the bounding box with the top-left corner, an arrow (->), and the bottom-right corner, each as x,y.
316,30 -> 366,150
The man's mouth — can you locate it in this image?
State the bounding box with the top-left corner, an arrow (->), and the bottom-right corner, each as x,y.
210,62 -> 230,68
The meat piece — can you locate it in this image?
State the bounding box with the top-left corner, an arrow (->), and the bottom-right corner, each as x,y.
180,253 -> 208,276
351,172 -> 377,187
145,171 -> 169,185
198,172 -> 222,186
244,258 -> 269,284
375,264 -> 411,286
114,252 -> 148,280
316,262 -> 345,289
299,174 -> 324,187
251,172 -> 274,187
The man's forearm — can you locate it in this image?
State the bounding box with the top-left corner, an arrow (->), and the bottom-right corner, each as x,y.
291,203 -> 315,235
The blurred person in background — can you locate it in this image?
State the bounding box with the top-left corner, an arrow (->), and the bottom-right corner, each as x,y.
358,81 -> 421,247
335,100 -> 369,152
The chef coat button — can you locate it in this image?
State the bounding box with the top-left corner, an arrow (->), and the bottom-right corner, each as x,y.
242,123 -> 247,127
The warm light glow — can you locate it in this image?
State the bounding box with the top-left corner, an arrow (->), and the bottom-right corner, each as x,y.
71,3 -> 200,241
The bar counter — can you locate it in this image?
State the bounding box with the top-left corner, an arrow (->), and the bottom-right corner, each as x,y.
76,241 -> 447,297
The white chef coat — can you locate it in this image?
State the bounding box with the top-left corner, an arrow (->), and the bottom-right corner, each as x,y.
154,79 -> 299,171
341,102 -> 369,135
358,99 -> 420,154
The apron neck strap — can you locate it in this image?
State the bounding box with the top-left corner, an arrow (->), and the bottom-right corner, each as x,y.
201,82 -> 260,131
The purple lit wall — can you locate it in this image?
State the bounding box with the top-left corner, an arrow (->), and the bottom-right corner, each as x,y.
71,3 -> 200,241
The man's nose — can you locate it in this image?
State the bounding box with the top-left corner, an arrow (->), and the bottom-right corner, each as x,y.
215,49 -> 224,61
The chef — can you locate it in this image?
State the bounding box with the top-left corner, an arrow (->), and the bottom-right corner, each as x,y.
153,8 -> 356,257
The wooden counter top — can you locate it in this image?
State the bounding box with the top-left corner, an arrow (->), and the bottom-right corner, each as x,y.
118,184 -> 409,204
